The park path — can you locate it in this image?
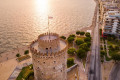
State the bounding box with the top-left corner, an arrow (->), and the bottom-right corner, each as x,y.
105,40 -> 111,58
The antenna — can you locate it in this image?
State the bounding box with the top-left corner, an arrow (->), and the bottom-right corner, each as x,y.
48,15 -> 50,39
48,16 -> 53,39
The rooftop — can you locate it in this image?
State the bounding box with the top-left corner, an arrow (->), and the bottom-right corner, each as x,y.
39,35 -> 58,40
31,39 -> 67,53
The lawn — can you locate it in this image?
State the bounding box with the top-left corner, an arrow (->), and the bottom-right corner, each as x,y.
76,36 -> 85,40
107,40 -> 119,46
16,64 -> 34,80
109,50 -> 118,56
105,52 -> 112,61
17,55 -> 31,62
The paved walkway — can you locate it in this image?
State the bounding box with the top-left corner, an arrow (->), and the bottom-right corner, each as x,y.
0,46 -> 29,63
105,40 -> 111,58
75,58 -> 87,80
109,63 -> 120,80
0,57 -> 32,80
8,61 -> 32,80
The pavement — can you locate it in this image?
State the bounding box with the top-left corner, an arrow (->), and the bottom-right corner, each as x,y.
88,1 -> 101,80
109,63 -> 120,80
74,58 -> 87,80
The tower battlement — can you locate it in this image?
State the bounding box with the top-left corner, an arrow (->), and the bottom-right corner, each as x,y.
30,38 -> 67,58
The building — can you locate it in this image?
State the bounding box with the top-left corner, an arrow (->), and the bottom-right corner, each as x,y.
99,0 -> 118,23
102,10 -> 120,38
30,32 -> 68,80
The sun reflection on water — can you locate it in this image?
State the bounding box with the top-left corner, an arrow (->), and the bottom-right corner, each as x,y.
35,0 -> 49,16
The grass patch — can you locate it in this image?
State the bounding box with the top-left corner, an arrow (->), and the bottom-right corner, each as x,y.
109,50 -> 118,56
17,55 -> 31,62
75,36 -> 85,40
83,60 -> 86,68
105,52 -> 112,61
107,40 -> 118,46
16,64 -> 34,80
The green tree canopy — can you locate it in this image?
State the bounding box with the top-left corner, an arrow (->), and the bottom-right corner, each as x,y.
67,58 -> 74,67
84,37 -> 91,42
75,38 -> 84,45
77,48 -> 86,59
100,50 -> 106,58
67,48 -> 76,55
109,45 -> 115,51
16,53 -> 21,57
69,34 -> 75,38
24,50 -> 29,55
67,37 -> 75,43
76,31 -> 81,35
86,42 -> 91,47
60,36 -> 66,40
79,43 -> 89,51
85,32 -> 91,37
115,45 -> 119,50
80,31 -> 85,35
111,53 -> 120,62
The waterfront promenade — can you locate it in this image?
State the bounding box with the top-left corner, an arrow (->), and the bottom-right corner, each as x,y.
88,0 -> 101,80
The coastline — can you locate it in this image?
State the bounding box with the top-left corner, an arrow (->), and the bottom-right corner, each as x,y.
0,0 -> 97,63
0,0 -> 97,80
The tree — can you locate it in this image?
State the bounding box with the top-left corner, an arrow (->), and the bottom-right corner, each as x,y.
115,45 -> 119,50
109,45 -> 115,51
99,29 -> 102,36
79,43 -> 89,51
24,50 -> 29,55
87,42 -> 91,47
60,36 -> 66,40
77,48 -> 86,59
100,50 -> 106,58
69,34 -> 75,38
67,58 -> 74,67
111,53 -> 120,62
67,37 -> 74,43
80,31 -> 85,35
67,48 -> 76,55
85,32 -> 90,37
16,53 -> 21,57
76,31 -> 80,35
84,37 -> 91,42
75,38 -> 84,45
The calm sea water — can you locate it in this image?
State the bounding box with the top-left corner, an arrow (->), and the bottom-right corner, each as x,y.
0,0 -> 96,53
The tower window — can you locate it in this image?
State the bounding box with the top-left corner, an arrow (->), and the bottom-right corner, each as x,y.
54,61 -> 56,63
42,73 -> 43,75
43,62 -> 45,64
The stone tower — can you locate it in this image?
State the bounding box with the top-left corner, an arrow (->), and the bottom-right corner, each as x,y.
30,33 -> 68,80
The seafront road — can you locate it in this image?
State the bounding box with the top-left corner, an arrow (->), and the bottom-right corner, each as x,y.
88,2 -> 101,80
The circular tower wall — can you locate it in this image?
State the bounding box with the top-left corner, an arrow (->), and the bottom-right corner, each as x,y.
30,33 -> 68,80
